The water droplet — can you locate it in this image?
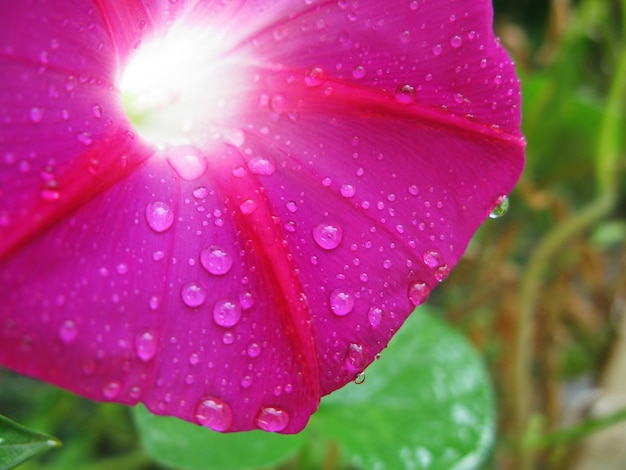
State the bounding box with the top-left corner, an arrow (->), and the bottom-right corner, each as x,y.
40,188 -> 60,202
344,343 -> 367,373
367,307 -> 383,328
304,66 -> 326,87
145,201 -> 174,233
395,84 -> 416,104
313,223 -> 343,250
213,300 -> 241,327
189,352 -> 200,365
433,44 -> 443,56
167,145 -> 207,181
102,381 -> 121,399
29,107 -> 43,123
223,128 -> 245,147
135,330 -> 157,362
408,281 -> 430,306
241,375 -> 253,388
201,247 -> 233,275
489,194 -> 509,218
329,289 -> 354,316
450,35 -> 463,48
192,187 -> 209,199
434,264 -> 450,282
240,198 -> 257,214
91,104 -> 103,119
77,132 -> 93,146
422,249 -> 442,268
58,320 -> 78,344
222,331 -> 235,344
195,397 -> 233,432
352,65 -> 366,79
181,282 -> 207,307
247,156 -> 276,175
247,342 -> 261,358
255,406 -> 290,432
340,184 -> 355,198
354,372 -> 366,384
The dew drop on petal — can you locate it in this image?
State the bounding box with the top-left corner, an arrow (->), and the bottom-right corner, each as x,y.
247,342 -> 261,358
145,201 -> 174,233
255,406 -> 290,432
76,132 -> 93,146
313,223 -> 343,250
422,249 -> 442,268
394,84 -> 416,104
222,331 -> 235,344
247,156 -> 276,175
340,184 -> 356,198
344,343 -> 367,374
181,282 -> 207,307
408,281 -> 431,307
195,397 -> 233,432
329,289 -> 354,316
239,291 -> 255,310
135,330 -> 157,362
193,187 -> 209,199
213,300 -> 241,327
354,372 -> 366,384
450,35 -> 463,48
167,145 -> 207,181
200,247 -> 233,275
434,264 -> 450,282
367,307 -> 383,328
352,65 -> 366,79
58,320 -> 78,344
489,194 -> 510,218
239,199 -> 257,214
102,381 -> 121,399
433,44 -> 443,56
29,107 -> 43,123
304,66 -> 326,87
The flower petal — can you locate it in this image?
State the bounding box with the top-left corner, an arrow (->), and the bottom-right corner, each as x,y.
0,0 -> 524,434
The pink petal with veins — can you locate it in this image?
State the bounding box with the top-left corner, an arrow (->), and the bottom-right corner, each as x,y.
0,0 -> 524,433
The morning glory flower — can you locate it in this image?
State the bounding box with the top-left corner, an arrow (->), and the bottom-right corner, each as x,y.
0,0 -> 524,433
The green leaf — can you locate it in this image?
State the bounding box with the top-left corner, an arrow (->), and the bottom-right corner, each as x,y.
312,307 -> 495,470
0,414 -> 61,470
134,405 -> 305,469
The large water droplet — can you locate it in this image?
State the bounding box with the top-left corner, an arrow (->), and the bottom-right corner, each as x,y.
489,194 -> 509,218
422,249 -> 442,268
408,281 -> 431,306
329,289 -> 354,316
135,330 -> 157,362
255,406 -> 290,432
145,201 -> 174,233
181,282 -> 207,307
213,300 -> 241,327
340,184 -> 356,198
240,198 -> 257,214
195,397 -> 233,432
395,84 -> 416,104
58,320 -> 78,344
344,343 -> 367,374
200,247 -> 233,275
167,145 -> 207,181
304,66 -> 326,87
247,156 -> 275,175
313,223 -> 343,250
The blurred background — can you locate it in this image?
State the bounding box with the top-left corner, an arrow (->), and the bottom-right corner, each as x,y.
1,0 -> 625,469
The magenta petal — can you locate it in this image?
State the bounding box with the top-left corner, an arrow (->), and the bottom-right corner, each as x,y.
0,0 -> 524,433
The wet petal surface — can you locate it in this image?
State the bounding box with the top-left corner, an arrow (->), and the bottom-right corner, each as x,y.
0,0 -> 524,433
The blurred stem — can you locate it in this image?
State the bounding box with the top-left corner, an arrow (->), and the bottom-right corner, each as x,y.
513,3 -> 626,468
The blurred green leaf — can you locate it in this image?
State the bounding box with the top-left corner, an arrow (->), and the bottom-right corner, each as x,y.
134,405 -> 305,469
0,414 -> 61,470
313,307 -> 495,470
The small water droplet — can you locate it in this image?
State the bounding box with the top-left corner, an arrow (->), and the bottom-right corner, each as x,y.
340,184 -> 355,198
181,282 -> 207,307
352,65 -> 366,79
247,156 -> 276,175
222,331 -> 235,344
145,201 -> 174,233
76,132 -> 93,146
213,300 -> 241,327
167,145 -> 207,181
40,188 -> 60,202
450,35 -> 463,48
354,372 -> 366,384
367,307 -> 383,328
240,199 -> 257,214
29,107 -> 43,123
329,289 -> 354,316
422,249 -> 442,268
395,84 -> 416,104
247,342 -> 261,358
313,223 -> 343,250
344,343 -> 367,373
408,281 -> 431,306
192,187 -> 209,199
489,194 -> 509,218
102,381 -> 121,399
91,104 -> 102,119
241,375 -> 253,388
255,406 -> 290,432
433,44 -> 443,56
434,264 -> 450,282
189,352 -> 200,365
195,397 -> 233,432
58,320 -> 78,344
304,66 -> 326,86
135,330 -> 157,362
200,247 -> 233,275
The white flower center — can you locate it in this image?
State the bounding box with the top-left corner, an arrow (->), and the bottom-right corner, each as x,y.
120,23 -> 250,148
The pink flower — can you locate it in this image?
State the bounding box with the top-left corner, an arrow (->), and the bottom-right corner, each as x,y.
0,0 -> 524,433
